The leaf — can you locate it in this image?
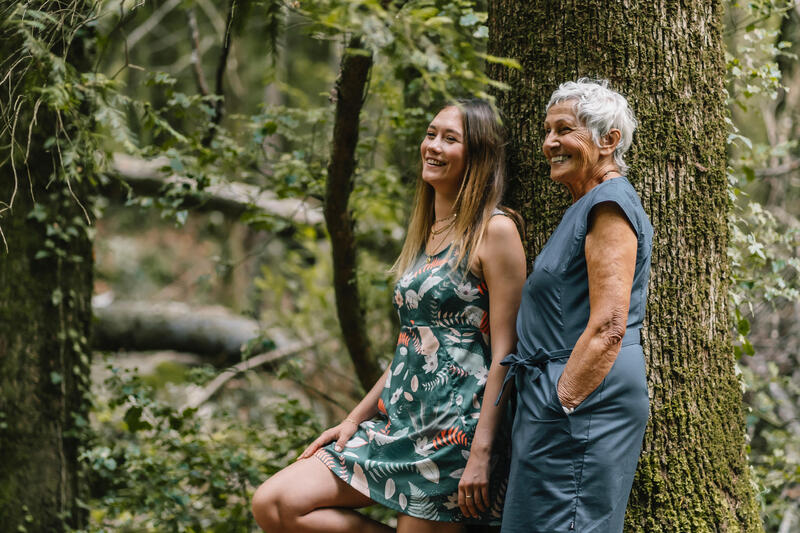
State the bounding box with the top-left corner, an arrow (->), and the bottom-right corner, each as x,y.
345,436 -> 368,448
407,482 -> 439,520
123,406 -> 152,432
385,478 -> 396,499
351,463 -> 369,494
415,458 -> 440,484
459,13 -> 479,27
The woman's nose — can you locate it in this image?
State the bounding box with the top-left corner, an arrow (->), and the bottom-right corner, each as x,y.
427,137 -> 442,153
542,132 -> 558,151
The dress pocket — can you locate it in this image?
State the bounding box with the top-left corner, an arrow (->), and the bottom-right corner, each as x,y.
549,360 -> 607,415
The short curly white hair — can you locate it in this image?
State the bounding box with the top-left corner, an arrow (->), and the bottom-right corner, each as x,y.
546,78 -> 637,174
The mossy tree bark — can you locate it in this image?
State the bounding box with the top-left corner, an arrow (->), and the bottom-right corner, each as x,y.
0,4 -> 95,532
488,1 -> 762,531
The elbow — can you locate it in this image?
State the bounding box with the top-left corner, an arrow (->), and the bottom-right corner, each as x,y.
592,309 -> 627,352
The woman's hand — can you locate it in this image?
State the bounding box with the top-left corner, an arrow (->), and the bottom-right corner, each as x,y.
297,418 -> 359,460
458,448 -> 491,519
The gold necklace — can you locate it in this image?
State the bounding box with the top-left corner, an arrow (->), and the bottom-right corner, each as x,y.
430,218 -> 457,236
425,225 -> 455,262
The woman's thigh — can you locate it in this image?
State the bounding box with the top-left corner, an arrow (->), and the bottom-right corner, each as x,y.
253,456 -> 376,517
396,513 -> 465,533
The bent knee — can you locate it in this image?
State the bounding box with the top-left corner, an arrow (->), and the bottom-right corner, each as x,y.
251,480 -> 284,532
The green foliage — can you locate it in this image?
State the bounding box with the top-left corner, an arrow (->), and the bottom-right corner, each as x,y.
76,364 -> 321,533
724,1 -> 800,530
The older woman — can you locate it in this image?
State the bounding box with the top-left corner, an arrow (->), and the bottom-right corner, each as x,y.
499,79 -> 653,532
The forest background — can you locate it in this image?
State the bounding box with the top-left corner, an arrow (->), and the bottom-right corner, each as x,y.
0,0 -> 798,532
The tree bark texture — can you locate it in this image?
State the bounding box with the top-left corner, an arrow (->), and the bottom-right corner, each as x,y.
0,11 -> 95,533
488,1 -> 762,531
324,37 -> 382,390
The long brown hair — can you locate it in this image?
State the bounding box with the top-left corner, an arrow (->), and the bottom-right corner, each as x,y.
391,99 -> 520,276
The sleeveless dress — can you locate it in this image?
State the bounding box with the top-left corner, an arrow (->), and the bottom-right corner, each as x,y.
315,240 -> 511,524
500,177 -> 653,533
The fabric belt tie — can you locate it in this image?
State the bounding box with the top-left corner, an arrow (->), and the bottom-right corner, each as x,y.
495,328 -> 642,406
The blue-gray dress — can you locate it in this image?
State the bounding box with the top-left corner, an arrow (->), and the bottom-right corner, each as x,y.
500,177 -> 653,533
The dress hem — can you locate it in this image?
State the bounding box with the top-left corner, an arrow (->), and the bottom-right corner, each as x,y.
313,450 -> 500,526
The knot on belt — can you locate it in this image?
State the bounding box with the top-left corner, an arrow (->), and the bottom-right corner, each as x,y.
495,347 -> 571,405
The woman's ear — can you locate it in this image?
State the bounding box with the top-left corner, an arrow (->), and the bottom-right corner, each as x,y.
599,129 -> 621,156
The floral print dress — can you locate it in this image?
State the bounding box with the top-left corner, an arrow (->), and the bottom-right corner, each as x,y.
315,245 -> 510,524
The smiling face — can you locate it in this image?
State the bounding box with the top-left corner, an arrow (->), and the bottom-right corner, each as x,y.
542,100 -> 601,186
420,106 -> 467,196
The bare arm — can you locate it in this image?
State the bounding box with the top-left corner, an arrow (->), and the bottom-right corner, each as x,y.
557,202 -> 637,409
458,215 -> 526,518
298,367 -> 390,459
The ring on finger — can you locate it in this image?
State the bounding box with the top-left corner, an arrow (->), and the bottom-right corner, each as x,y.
465,495 -> 472,499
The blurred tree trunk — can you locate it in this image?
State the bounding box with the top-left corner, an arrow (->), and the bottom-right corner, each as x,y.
0,4 -> 95,532
488,1 -> 762,531
325,37 -> 382,390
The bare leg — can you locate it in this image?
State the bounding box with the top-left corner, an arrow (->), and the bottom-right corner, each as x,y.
396,514 -> 465,533
251,456 -> 394,533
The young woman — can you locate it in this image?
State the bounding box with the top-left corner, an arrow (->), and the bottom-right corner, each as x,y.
252,99 -> 526,533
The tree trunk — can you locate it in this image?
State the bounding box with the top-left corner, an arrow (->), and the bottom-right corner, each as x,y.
0,4 -> 95,531
324,37 -> 382,390
488,1 -> 762,531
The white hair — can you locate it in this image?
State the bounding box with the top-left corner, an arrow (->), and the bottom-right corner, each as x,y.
546,78 -> 637,174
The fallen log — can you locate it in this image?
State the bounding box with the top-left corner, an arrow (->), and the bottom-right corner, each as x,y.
92,297 -> 292,365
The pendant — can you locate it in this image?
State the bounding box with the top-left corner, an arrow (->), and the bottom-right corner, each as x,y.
426,255 -> 431,263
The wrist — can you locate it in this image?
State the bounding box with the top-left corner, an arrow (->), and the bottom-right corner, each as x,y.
344,416 -> 360,426
556,377 -> 578,409
469,439 -> 492,456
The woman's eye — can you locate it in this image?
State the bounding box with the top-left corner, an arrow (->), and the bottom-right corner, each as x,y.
426,132 -> 435,138
446,136 -> 457,142
559,127 -> 571,134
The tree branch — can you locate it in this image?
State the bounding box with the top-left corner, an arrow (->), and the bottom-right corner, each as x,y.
126,0 -> 183,50
109,153 -> 324,225
203,0 -> 237,146
182,337 -> 323,409
186,8 -> 210,97
754,158 -> 800,177
324,37 -> 381,390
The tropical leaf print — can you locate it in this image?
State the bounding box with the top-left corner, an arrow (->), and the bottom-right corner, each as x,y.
421,366 -> 450,391
345,436 -> 369,448
314,449 -> 338,470
397,331 -> 410,346
436,310 -> 480,330
449,468 -> 464,479
418,275 -> 443,297
350,463 -> 369,495
490,476 -> 508,519
366,426 -> 408,446
385,478 -> 396,499
407,482 -> 440,521
365,461 -> 414,482
415,458 -> 440,484
431,427 -> 469,450
413,436 -> 435,457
